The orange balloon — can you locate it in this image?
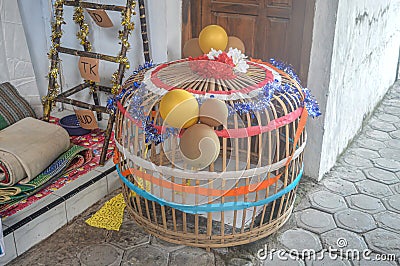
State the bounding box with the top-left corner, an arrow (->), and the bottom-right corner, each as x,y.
198,25 -> 228,53
179,123 -> 220,169
225,36 -> 245,53
183,38 -> 204,58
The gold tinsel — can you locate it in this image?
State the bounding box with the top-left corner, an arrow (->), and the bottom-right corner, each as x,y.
116,56 -> 130,69
73,6 -> 92,52
111,0 -> 137,95
43,0 -> 65,104
73,4 -> 95,93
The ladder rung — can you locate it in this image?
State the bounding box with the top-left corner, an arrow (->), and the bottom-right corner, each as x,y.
58,82 -> 91,98
56,96 -> 110,114
63,1 -> 126,12
97,85 -> 112,93
57,47 -> 119,63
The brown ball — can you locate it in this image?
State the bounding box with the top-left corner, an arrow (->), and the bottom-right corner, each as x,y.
183,38 -> 204,58
199,98 -> 228,127
225,36 -> 245,53
179,124 -> 220,170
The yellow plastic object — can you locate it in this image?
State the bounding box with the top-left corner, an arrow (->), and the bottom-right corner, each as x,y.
85,193 -> 126,231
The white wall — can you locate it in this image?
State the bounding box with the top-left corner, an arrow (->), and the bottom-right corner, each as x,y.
0,0 -> 42,115
17,0 -> 182,105
304,0 -> 339,180
306,0 -> 400,180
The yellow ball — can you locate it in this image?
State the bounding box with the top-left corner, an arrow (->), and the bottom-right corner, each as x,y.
159,89 -> 199,128
198,25 -> 228,53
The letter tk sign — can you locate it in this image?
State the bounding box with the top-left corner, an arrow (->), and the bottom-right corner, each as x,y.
78,57 -> 100,82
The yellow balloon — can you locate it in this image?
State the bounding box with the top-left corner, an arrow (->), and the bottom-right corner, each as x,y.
198,25 -> 228,53
159,89 -> 199,128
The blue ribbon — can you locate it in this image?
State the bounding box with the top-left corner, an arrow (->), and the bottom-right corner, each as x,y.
117,165 -> 303,214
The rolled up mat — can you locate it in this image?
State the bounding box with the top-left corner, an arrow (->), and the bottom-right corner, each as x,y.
0,117 -> 70,186
0,151 -> 25,186
0,145 -> 92,205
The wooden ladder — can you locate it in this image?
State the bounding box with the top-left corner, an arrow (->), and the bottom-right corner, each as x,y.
43,0 -> 150,165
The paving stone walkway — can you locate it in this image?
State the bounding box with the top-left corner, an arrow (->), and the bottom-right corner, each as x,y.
10,81 -> 400,265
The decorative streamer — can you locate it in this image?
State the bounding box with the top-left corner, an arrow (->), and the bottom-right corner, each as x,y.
73,4 -> 98,94
107,61 -> 155,112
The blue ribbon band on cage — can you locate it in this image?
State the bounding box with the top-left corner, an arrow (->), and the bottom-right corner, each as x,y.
116,164 -> 303,214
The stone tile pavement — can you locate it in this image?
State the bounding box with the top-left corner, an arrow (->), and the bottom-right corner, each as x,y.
9,81 -> 400,265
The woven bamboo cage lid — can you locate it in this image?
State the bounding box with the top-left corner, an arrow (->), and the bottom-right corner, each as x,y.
141,59 -> 280,101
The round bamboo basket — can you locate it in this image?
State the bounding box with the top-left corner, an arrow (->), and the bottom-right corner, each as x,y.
114,58 -> 308,249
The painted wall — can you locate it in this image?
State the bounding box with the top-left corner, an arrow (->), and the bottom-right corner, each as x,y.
17,0 -> 181,105
306,0 -> 400,180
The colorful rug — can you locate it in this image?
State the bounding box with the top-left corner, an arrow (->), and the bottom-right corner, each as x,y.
0,145 -> 91,205
0,117 -> 115,218
85,193 -> 126,231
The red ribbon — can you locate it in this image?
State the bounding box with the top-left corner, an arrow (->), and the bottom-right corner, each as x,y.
117,101 -> 303,139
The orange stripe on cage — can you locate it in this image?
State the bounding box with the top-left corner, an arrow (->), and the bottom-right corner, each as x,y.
118,166 -> 282,198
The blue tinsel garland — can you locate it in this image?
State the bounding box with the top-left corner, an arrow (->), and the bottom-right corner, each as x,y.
269,58 -> 322,118
106,61 -> 155,112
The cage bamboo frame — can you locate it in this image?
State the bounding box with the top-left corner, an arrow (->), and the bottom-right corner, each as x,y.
114,59 -> 308,249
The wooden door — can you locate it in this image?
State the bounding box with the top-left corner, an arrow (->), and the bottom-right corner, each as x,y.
182,0 -> 315,84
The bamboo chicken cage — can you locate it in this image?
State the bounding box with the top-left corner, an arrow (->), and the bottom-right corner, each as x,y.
114,57 -> 309,249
